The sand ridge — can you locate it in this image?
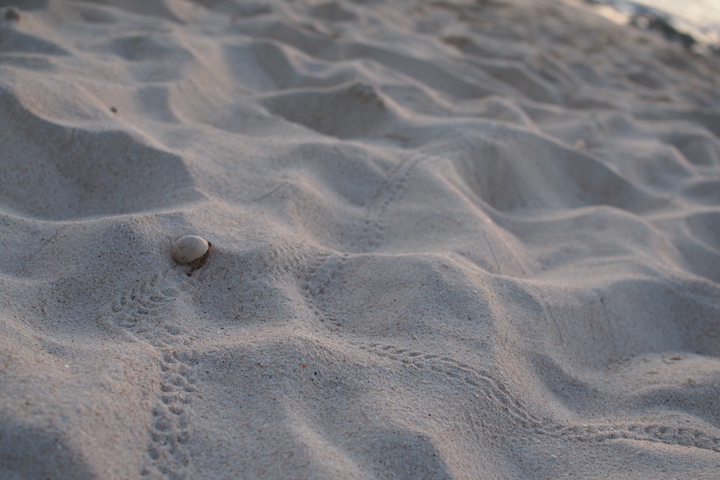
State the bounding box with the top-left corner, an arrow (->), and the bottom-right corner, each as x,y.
1,0 -> 720,478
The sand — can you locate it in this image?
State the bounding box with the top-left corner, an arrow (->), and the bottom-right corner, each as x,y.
1,0 -> 720,478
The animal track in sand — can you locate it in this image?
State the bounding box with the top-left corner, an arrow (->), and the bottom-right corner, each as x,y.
108,274 -> 188,347
103,274 -> 199,479
354,342 -> 720,454
356,138 -> 472,253
141,349 -> 197,479
305,263 -> 720,455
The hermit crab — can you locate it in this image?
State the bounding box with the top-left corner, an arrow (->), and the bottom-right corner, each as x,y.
172,235 -> 211,275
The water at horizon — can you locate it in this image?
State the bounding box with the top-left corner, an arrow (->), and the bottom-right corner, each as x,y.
586,0 -> 720,53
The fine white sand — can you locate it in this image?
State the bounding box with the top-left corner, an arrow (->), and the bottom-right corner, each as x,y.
2,0 -> 720,478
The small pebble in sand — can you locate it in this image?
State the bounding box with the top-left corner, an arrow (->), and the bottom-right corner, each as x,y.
172,235 -> 210,274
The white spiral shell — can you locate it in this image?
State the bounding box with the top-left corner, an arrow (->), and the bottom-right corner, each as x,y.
171,235 -> 209,264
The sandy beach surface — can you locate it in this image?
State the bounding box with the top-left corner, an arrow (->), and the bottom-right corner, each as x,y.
1,0 -> 720,478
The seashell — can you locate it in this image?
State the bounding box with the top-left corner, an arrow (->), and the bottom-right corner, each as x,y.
172,235 -> 209,264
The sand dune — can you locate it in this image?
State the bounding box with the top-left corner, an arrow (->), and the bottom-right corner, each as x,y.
1,0 -> 720,478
